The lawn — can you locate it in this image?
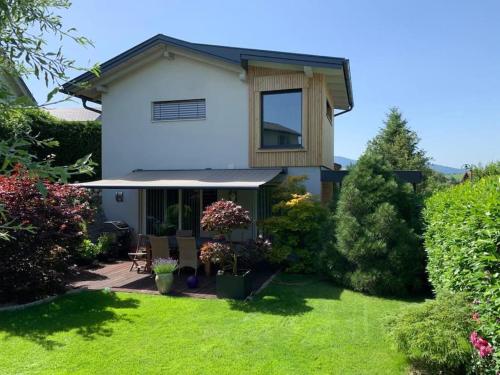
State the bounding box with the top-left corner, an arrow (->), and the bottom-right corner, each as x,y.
0,275 -> 419,374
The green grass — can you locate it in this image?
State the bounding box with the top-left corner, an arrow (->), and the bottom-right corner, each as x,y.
0,275 -> 420,374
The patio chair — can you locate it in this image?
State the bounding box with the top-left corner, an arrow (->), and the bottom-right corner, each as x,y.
148,235 -> 170,261
128,234 -> 149,272
176,236 -> 199,276
176,229 -> 193,237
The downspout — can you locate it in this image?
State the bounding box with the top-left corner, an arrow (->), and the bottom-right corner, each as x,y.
82,98 -> 102,114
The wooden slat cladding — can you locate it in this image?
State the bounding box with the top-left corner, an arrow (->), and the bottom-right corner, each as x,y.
248,66 -> 330,168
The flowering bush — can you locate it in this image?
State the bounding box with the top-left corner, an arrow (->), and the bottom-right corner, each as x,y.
424,176 -> 499,372
152,258 -> 177,274
0,173 -> 94,303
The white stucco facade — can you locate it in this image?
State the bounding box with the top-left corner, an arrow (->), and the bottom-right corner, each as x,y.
100,54 -> 250,228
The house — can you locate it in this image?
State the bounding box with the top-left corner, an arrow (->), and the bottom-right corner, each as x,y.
0,69 -> 36,104
62,34 -> 353,240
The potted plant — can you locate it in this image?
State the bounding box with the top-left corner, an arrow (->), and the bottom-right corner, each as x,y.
152,258 -> 177,294
201,200 -> 265,299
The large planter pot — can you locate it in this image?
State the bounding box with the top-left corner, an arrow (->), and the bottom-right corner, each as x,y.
155,273 -> 174,294
216,270 -> 252,300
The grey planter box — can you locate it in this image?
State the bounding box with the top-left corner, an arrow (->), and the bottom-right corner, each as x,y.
216,270 -> 252,300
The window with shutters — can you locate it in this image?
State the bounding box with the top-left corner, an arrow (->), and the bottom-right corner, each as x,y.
152,99 -> 206,121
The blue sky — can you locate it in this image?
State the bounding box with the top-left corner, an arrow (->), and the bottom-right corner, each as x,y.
26,0 -> 500,167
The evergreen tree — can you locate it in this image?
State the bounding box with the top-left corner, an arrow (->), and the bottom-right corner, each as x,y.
335,153 -> 424,296
366,107 -> 448,195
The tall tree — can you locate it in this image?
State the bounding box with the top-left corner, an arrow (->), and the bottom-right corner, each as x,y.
366,107 -> 430,170
366,107 -> 448,194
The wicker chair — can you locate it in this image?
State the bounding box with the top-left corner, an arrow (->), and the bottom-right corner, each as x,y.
176,236 -> 199,275
148,235 -> 170,262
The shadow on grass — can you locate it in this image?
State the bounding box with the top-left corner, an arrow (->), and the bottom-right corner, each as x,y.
228,274 -> 343,316
0,290 -> 140,350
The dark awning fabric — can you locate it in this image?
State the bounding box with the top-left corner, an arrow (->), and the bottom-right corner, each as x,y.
76,168 -> 284,189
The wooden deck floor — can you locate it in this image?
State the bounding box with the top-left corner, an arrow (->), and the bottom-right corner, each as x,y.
71,261 -> 217,298
70,261 -> 275,299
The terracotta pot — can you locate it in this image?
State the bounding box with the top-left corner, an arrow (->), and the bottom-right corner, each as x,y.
155,273 -> 174,294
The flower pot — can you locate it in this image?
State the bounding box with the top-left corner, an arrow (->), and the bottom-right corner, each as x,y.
216,270 -> 252,300
155,273 -> 174,294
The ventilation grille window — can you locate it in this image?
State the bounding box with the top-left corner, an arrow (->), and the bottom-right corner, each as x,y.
152,99 -> 206,121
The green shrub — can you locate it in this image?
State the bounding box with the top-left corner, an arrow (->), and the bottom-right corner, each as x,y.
0,108 -> 101,181
387,293 -> 473,374
424,175 -> 500,372
334,153 -> 424,296
262,193 -> 331,273
77,234 -> 113,264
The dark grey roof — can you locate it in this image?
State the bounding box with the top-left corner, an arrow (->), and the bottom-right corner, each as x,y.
62,34 -> 353,110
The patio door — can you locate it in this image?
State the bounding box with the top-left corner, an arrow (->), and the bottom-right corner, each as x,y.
145,189 -> 179,235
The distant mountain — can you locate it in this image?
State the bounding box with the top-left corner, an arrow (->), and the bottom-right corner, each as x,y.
429,164 -> 465,175
334,156 -> 465,175
334,156 -> 357,168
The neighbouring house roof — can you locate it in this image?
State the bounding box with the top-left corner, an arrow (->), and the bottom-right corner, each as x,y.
0,69 -> 37,104
262,121 -> 301,136
76,168 -> 284,189
62,34 -> 353,111
45,108 -> 101,121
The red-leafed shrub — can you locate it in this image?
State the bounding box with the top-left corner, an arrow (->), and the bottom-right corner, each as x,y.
0,173 -> 94,303
201,200 -> 253,275
201,199 -> 251,235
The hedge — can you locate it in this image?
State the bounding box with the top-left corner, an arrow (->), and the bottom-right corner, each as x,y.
424,176 -> 499,373
0,108 -> 101,181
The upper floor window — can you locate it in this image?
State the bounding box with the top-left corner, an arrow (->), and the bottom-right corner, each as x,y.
261,89 -> 302,148
152,99 -> 206,121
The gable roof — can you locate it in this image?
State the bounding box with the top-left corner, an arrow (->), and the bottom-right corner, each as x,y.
1,69 -> 37,104
62,34 -> 353,111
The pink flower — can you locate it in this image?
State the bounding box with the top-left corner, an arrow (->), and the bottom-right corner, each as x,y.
470,331 -> 494,358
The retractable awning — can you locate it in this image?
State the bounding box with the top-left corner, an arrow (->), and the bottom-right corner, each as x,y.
76,168 -> 284,189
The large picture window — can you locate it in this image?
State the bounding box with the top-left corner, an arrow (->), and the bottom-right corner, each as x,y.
261,89 -> 302,148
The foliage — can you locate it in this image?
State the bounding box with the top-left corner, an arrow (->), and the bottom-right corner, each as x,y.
0,276 -> 415,374
366,107 -> 450,196
424,176 -> 500,373
469,161 -> 500,181
387,293 -> 473,373
77,234 -> 112,264
262,193 -> 331,273
201,235 -> 272,272
0,108 -> 101,180
152,258 -> 177,274
0,172 -> 94,303
201,199 -> 251,235
0,0 -> 97,240
270,175 -> 307,205
334,153 -> 424,296
0,0 -> 98,104
201,200 -> 252,274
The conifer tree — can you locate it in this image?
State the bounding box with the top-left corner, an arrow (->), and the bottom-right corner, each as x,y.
335,153 -> 423,296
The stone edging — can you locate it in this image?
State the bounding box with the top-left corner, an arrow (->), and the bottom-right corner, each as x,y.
0,288 -> 86,312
